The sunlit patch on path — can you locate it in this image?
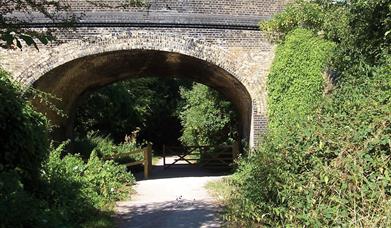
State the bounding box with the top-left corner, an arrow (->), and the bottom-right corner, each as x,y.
115,158 -> 227,228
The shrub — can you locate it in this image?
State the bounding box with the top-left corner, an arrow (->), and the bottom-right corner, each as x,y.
261,0 -> 390,64
85,151 -> 135,206
74,131 -> 145,162
0,70 -> 136,227
41,143 -> 135,225
0,70 -> 49,189
0,171 -> 50,227
41,143 -> 98,225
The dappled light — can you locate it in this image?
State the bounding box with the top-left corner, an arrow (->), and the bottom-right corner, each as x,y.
116,200 -> 222,228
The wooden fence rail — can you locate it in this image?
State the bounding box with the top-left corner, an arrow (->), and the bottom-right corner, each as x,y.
163,141 -> 240,169
103,144 -> 152,179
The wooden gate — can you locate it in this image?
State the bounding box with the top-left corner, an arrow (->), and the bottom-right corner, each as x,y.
162,141 -> 240,170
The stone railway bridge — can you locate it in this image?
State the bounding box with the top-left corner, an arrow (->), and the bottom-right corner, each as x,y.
0,0 -> 288,147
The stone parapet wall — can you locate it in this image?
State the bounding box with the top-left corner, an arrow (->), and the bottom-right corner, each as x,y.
64,0 -> 289,17
18,11 -> 262,27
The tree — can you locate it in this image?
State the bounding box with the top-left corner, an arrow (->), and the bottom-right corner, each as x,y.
73,78 -> 189,151
178,83 -> 238,146
261,0 -> 390,65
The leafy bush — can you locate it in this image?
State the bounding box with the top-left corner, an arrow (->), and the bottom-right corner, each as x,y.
85,151 -> 135,206
41,143 -> 135,225
41,144 -> 99,226
178,83 -> 238,146
0,171 -> 52,227
261,0 -> 390,64
1,141 -> 136,227
0,70 -> 49,189
74,131 -> 145,162
0,71 -> 136,227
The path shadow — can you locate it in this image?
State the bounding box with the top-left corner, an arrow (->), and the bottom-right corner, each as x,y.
116,200 -> 222,228
133,164 -> 231,181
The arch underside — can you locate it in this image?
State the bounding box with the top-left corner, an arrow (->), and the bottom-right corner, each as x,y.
33,50 -> 253,144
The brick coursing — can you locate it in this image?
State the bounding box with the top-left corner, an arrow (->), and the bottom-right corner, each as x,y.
64,0 -> 289,17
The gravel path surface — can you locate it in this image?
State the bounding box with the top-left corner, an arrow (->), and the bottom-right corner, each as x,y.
115,157 -> 227,228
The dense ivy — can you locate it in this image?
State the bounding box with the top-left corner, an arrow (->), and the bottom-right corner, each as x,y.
267,29 -> 335,134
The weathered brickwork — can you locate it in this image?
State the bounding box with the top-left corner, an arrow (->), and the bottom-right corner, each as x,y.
0,0 -> 287,146
65,0 -> 288,16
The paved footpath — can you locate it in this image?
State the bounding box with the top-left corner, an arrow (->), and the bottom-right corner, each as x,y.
115,158 -> 227,228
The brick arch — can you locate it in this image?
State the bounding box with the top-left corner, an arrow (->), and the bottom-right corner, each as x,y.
16,32 -> 268,147
20,32 -> 253,96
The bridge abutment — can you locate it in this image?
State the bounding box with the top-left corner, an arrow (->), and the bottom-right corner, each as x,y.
0,0 -> 287,147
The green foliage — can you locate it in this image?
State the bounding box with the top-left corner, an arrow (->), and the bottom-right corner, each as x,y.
74,78 -> 188,147
74,77 -> 238,151
267,28 -> 335,134
42,143 -> 135,226
261,0 -> 326,39
0,71 -> 135,227
1,141 -> 135,227
339,0 -> 390,64
82,150 -> 135,207
227,29 -> 336,225
40,143 -> 100,226
261,0 -> 390,64
74,131 -> 145,163
227,2 -> 391,225
0,171 -> 50,227
178,83 -> 238,146
0,70 -> 49,189
260,0 -> 349,42
74,79 -> 158,141
1,0 -> 146,49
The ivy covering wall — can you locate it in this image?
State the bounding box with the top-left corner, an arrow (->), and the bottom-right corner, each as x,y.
226,1 -> 391,224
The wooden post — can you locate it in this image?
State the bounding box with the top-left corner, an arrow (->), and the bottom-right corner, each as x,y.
232,140 -> 240,160
163,145 -> 166,169
144,144 -> 153,179
147,143 -> 152,175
